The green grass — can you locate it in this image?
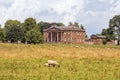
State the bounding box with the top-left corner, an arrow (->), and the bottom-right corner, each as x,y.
0,43 -> 120,80
0,58 -> 119,80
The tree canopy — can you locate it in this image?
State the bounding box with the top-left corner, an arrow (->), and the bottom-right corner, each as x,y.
109,15 -> 120,45
80,24 -> 85,30
6,25 -> 24,43
74,22 -> 79,27
5,20 -> 21,30
100,15 -> 120,45
0,17 -> 87,44
23,17 -> 38,32
25,29 -> 43,44
38,21 -> 50,34
69,22 -> 73,26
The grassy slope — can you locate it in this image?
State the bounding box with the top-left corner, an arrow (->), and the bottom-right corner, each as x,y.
0,43 -> 120,80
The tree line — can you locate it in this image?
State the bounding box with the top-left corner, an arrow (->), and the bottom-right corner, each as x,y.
0,17 -> 84,44
1,15 -> 119,45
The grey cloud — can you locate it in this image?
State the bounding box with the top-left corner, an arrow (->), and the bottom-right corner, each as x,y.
0,0 -> 13,8
84,1 -> 111,11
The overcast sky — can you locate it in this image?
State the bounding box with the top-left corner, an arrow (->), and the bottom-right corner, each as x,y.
0,0 -> 120,36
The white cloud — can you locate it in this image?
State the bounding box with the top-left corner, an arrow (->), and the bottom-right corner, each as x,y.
0,0 -> 84,26
49,0 -> 84,24
110,0 -> 120,16
49,0 -> 84,15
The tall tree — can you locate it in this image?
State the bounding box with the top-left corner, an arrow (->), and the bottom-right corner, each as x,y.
109,15 -> 120,45
21,17 -> 39,43
6,25 -> 24,43
4,20 -> 23,42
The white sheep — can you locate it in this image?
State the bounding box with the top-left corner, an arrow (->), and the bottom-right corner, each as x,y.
44,60 -> 60,67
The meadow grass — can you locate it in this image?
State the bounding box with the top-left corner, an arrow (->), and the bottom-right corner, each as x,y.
0,43 -> 120,80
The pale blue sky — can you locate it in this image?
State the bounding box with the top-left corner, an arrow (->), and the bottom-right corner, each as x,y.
0,0 -> 120,36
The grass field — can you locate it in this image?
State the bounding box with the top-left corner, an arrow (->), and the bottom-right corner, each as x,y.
0,43 -> 120,80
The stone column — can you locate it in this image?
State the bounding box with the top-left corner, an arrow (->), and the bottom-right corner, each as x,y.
61,32 -> 62,42
71,31 -> 72,43
51,32 -> 52,43
57,32 -> 59,42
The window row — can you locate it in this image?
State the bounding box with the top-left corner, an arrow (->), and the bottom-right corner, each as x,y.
64,32 -> 84,35
64,38 -> 84,42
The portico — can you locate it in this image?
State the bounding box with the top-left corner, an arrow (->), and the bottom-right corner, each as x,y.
46,32 -> 63,43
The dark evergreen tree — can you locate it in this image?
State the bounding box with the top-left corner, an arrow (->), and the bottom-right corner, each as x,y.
37,21 -> 50,34
6,25 -> 24,43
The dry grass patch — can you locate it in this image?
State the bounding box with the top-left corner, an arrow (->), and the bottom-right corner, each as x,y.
0,43 -> 120,80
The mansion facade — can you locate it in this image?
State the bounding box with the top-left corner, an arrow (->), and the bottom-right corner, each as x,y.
43,25 -> 86,44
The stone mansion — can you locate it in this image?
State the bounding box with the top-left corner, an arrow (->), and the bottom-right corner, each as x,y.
43,25 -> 86,44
